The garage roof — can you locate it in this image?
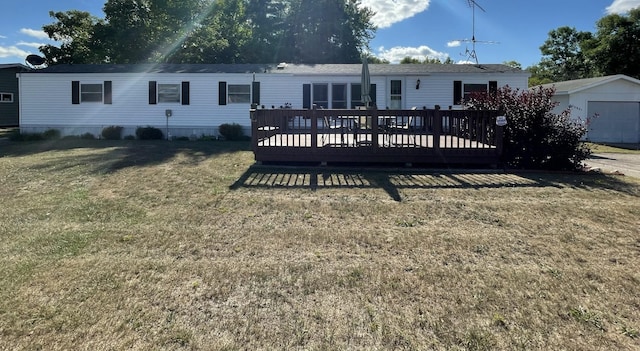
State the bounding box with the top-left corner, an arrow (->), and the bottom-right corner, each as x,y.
537,74 -> 640,95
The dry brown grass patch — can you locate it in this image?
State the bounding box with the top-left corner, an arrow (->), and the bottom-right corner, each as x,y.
1,139 -> 639,350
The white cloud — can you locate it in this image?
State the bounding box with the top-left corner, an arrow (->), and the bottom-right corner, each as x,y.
376,45 -> 448,63
447,41 -> 461,48
20,28 -> 50,40
17,41 -> 44,49
606,0 -> 640,13
0,35 -> 7,39
361,0 -> 431,28
0,45 -> 31,59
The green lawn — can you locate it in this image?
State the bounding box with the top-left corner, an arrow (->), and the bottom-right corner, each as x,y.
1,139 -> 639,350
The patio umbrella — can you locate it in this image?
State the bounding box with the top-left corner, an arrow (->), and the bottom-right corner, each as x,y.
361,57 -> 372,108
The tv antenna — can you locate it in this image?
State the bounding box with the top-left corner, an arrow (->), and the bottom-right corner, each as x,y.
453,0 -> 498,64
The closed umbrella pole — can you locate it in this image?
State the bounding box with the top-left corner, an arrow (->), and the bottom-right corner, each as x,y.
361,57 -> 372,109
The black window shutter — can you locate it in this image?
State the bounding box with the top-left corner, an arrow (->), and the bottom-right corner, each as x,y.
453,81 -> 462,105
149,81 -> 157,105
252,81 -> 260,104
303,84 -> 311,109
72,81 -> 80,104
181,81 -> 190,105
489,81 -> 498,94
370,84 -> 377,105
219,81 -> 227,105
104,81 -> 112,104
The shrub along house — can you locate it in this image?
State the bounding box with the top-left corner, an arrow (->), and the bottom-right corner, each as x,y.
1,63 -> 29,127
17,63 -> 529,138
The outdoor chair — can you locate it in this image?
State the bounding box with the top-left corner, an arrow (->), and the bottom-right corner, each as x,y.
387,115 -> 415,146
322,115 -> 349,146
353,115 -> 373,146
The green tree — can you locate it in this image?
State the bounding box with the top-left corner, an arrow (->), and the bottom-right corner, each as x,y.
399,56 -> 421,64
399,56 -> 454,64
583,8 -> 640,79
538,26 -> 594,81
502,60 -> 522,70
283,0 -> 375,63
526,63 -> 554,87
366,55 -> 389,64
40,0 -> 375,64
173,0 -> 253,63
41,10 -> 104,64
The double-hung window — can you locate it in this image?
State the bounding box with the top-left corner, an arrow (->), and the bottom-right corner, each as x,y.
228,84 -> 251,103
312,83 -> 329,108
331,84 -> 347,109
158,84 -> 181,103
350,84 -> 362,108
463,83 -> 488,101
72,81 -> 112,104
149,81 -> 189,105
81,84 -> 103,102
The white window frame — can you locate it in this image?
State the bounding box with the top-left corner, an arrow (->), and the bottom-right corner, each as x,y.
228,84 -> 251,104
81,84 -> 103,103
0,92 -> 14,103
158,83 -> 181,103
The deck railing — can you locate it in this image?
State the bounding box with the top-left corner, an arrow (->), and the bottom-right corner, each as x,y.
250,107 -> 503,165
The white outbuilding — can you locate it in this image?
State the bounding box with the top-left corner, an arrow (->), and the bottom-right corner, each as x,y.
541,74 -> 640,144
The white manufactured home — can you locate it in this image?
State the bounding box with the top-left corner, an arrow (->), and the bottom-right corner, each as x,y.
17,63 -> 529,138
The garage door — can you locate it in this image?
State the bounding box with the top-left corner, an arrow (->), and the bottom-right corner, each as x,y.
587,101 -> 640,143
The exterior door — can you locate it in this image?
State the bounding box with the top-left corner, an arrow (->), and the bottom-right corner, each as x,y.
389,79 -> 403,109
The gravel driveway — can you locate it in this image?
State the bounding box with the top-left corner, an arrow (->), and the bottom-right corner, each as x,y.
586,153 -> 640,179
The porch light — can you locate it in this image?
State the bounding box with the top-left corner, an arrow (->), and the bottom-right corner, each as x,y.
416,79 -> 421,90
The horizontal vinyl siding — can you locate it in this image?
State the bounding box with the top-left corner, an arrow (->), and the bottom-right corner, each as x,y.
19,71 -> 529,134
405,73 -> 529,109
19,73 -> 259,130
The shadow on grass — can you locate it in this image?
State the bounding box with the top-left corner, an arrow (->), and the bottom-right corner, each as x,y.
0,139 -> 251,173
230,165 -> 640,202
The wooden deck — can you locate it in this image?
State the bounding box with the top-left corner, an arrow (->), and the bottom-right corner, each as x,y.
251,107 -> 503,165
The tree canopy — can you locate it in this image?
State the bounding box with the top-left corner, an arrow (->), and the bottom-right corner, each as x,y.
40,0 -> 376,65
528,8 -> 640,84
584,7 -> 640,79
399,56 -> 454,64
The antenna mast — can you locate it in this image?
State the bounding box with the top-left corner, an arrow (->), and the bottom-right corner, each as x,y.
458,0 -> 497,64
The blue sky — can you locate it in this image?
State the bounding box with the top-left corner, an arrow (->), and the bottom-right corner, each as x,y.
1,0 -> 639,67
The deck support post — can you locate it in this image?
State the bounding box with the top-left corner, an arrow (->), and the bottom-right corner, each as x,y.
311,106 -> 318,149
433,106 -> 441,153
371,107 -> 379,148
250,108 -> 258,153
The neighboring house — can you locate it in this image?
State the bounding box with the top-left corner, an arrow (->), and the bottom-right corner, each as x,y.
0,64 -> 29,127
17,63 -> 529,137
540,74 -> 640,144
